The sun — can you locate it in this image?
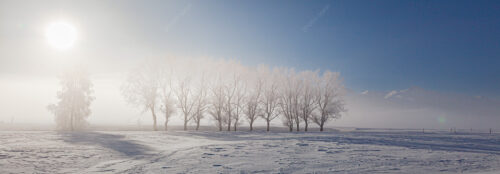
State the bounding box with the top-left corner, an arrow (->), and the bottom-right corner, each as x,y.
45,21 -> 77,50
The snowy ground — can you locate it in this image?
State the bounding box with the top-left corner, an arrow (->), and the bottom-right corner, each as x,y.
1,130 -> 500,174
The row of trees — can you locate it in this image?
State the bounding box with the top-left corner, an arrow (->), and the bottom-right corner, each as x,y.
122,57 -> 345,132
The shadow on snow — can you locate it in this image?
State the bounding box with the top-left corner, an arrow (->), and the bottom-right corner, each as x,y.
59,131 -> 152,157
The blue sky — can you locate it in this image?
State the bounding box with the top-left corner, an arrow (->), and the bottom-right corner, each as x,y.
119,0 -> 500,96
1,0 -> 499,96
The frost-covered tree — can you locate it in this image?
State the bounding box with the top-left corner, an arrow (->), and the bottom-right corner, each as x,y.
48,67 -> 94,131
175,76 -> 195,131
244,70 -> 262,131
312,71 -> 346,131
122,62 -> 160,131
208,61 -> 227,131
258,65 -> 281,132
229,63 -> 247,131
232,77 -> 246,131
214,60 -> 244,131
298,70 -> 319,131
209,78 -> 226,131
158,65 -> 176,131
192,74 -> 209,131
278,68 -> 302,132
173,57 -> 209,131
223,73 -> 237,131
160,97 -> 176,131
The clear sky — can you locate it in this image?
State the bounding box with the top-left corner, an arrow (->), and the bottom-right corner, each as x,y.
1,0 -> 499,127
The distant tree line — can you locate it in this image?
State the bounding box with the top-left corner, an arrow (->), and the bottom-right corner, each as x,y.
122,57 -> 346,132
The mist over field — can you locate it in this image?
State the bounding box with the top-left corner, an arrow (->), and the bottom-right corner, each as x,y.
2,75 -> 499,130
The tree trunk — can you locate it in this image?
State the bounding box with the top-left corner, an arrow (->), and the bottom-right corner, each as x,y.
320,122 -> 324,132
233,118 -> 238,131
227,115 -> 231,131
296,120 -> 300,132
183,119 -> 188,131
266,120 -> 270,132
289,125 -> 293,132
304,121 -> 308,132
151,107 -> 157,131
249,121 -> 253,131
218,118 -> 222,131
164,120 -> 168,131
196,119 -> 200,131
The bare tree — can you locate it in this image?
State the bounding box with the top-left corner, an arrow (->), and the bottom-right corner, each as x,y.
258,65 -> 281,132
220,60 -> 245,131
278,68 -> 302,132
158,67 -> 176,131
122,63 -> 160,131
292,79 -> 302,132
279,95 -> 295,132
312,71 -> 346,131
298,70 -> 319,131
48,67 -> 94,131
223,79 -> 237,131
175,76 -> 195,131
192,74 -> 209,131
232,73 -> 246,131
244,71 -> 263,131
209,75 -> 226,131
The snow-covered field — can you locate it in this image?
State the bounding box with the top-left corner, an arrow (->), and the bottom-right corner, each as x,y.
1,130 -> 500,173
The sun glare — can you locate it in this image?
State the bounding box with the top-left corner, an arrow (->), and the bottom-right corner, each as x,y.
45,21 -> 77,50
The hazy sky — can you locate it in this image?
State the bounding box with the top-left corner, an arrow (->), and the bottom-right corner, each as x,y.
1,0 -> 499,128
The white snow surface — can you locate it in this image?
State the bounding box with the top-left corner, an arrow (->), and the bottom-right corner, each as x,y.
1,130 -> 500,173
